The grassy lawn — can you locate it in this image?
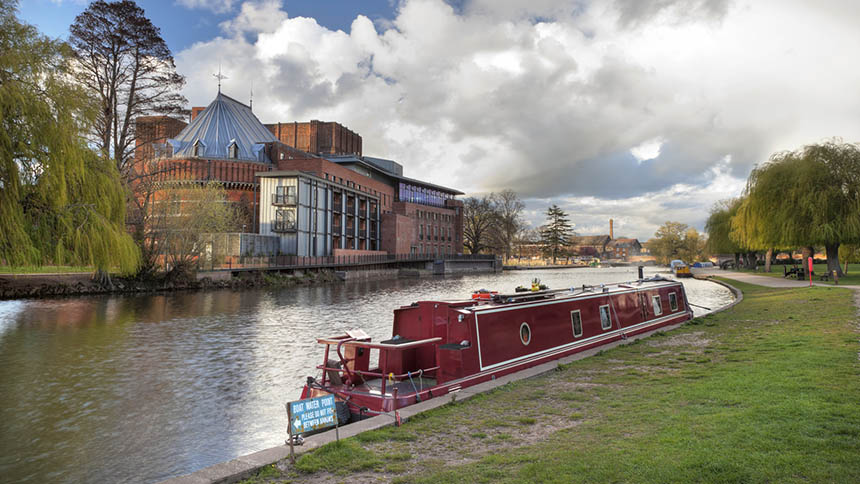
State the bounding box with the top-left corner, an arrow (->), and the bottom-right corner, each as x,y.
250,279 -> 860,483
736,263 -> 860,285
0,265 -> 96,275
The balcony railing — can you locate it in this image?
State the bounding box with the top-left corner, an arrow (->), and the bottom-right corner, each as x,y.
272,194 -> 297,206
272,221 -> 297,232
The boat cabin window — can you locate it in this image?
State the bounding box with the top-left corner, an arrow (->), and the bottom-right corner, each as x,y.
599,305 -> 612,330
652,295 -> 663,316
519,322 -> 531,346
669,292 -> 678,311
571,310 -> 583,338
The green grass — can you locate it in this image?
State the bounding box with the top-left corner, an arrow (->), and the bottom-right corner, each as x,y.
0,265 -> 96,274
735,262 -> 860,285
236,464 -> 284,484
265,279 -> 860,483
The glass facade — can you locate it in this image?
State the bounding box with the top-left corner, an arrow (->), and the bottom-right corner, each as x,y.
397,182 -> 454,207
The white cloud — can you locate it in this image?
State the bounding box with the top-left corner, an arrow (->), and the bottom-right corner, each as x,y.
219,0 -> 287,34
630,137 -> 664,163
175,0 -> 860,239
175,0 -> 236,14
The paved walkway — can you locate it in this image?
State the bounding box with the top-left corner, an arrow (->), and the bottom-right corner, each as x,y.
698,269 -> 860,290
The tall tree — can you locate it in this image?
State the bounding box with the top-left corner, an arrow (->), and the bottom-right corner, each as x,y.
540,205 -> 574,264
462,196 -> 496,254
732,141 -> 860,277
646,221 -> 689,265
489,189 -> 525,261
678,227 -> 709,264
69,0 -> 187,176
0,0 -> 139,273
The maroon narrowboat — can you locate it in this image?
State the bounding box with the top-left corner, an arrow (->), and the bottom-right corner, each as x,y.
300,276 -> 693,423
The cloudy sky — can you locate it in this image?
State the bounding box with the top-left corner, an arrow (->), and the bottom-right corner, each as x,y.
22,0 -> 860,239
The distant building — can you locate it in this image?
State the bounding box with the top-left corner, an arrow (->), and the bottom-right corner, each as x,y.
572,235 -> 611,258
134,91 -> 463,257
606,238 -> 642,259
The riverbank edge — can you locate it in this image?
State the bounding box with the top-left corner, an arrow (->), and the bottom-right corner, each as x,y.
159,278 -> 742,484
0,267 -> 447,301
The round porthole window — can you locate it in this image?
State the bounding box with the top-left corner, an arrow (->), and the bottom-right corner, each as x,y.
520,322 -> 531,346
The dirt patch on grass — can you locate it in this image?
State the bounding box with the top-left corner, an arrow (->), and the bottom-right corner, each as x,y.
648,331 -> 711,348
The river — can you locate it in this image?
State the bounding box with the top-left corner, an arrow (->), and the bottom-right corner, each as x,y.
0,267 -> 733,483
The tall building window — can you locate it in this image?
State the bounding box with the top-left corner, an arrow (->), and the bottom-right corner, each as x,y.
274,185 -> 297,205
192,140 -> 204,157
227,141 -> 238,159
274,209 -> 296,232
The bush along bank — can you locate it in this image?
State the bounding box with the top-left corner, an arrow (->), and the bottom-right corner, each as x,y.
0,269 -> 342,300
241,279 -> 860,484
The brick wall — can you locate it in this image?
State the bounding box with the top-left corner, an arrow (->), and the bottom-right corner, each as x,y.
266,120 -> 362,156
134,116 -> 187,161
381,212 -> 414,254
390,200 -> 462,256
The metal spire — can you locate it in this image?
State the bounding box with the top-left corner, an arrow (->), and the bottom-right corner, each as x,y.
249,81 -> 253,111
213,61 -> 228,93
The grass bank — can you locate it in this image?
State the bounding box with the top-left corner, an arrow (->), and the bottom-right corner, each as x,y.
245,279 -> 860,483
737,262 -> 860,285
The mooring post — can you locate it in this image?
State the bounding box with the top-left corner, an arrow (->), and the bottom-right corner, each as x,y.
286,403 -> 295,464
638,266 -> 644,279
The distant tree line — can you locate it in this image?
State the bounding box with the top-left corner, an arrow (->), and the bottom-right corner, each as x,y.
706,140 -> 860,276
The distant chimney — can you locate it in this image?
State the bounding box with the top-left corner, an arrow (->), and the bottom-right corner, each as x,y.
610,219 -> 614,239
191,106 -> 205,121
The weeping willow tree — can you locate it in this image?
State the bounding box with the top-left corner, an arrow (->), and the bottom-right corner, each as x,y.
0,0 -> 139,276
706,197 -> 771,270
732,141 -> 860,277
706,199 -> 743,268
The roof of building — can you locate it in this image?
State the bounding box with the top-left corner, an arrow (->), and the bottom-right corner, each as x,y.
256,170 -> 380,199
168,92 -> 277,162
323,155 -> 464,195
575,235 -> 611,246
607,238 -> 641,248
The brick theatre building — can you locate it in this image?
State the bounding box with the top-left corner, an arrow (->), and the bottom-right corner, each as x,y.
134,91 -> 463,257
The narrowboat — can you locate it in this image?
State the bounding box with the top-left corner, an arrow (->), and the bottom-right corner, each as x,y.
300,276 -> 693,423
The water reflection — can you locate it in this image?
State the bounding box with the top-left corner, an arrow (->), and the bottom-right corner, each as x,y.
0,268 -> 732,483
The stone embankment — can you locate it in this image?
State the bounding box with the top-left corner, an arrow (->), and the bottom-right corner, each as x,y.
0,270 -> 341,300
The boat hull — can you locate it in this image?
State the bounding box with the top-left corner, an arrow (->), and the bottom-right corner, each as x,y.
302,278 -> 694,420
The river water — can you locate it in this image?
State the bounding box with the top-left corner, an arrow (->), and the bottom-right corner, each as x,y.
0,267 -> 732,483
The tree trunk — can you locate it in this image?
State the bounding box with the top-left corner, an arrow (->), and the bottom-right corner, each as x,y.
733,253 -> 740,269
745,251 -> 758,270
764,248 -> 773,273
93,269 -> 113,289
825,243 -> 843,277
801,246 -> 815,262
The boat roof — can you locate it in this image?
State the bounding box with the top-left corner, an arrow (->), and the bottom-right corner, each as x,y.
401,278 -> 683,311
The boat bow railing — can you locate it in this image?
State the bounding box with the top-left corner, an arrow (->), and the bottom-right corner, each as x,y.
316,335 -> 442,396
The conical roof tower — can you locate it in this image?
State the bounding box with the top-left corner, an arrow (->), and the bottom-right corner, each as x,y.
168,92 -> 277,162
